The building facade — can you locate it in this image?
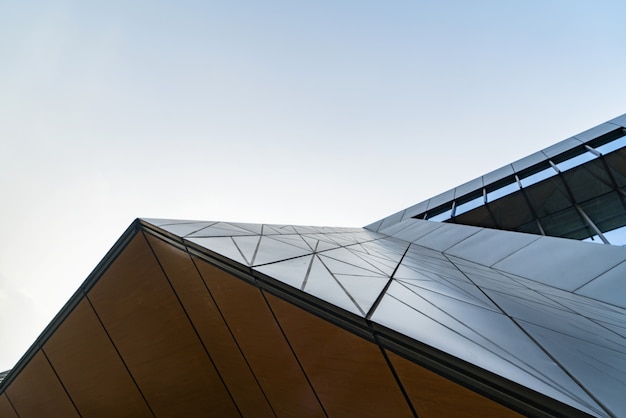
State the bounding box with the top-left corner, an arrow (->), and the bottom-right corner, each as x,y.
1,114 -> 625,417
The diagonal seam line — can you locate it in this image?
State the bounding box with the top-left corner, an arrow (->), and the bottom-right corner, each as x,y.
230,236 -> 252,266
144,232 -> 243,417
365,241 -> 412,320
377,344 -> 419,418
250,233 -> 264,266
85,295 -> 156,417
317,256 -> 366,316
180,221 -> 219,237
40,349 -> 81,417
383,288 -> 594,408
259,290 -> 329,417
232,235 -> 263,266
300,255 -> 316,290
494,271 -> 626,353
442,253 -> 612,416
572,259 -> 626,293
186,252 -> 277,416
2,392 -> 19,417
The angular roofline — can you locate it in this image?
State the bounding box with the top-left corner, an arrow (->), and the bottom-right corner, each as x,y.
0,218 -> 592,417
366,113 -> 626,232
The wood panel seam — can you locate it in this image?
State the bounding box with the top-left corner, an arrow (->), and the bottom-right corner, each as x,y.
40,349 -> 81,417
84,296 -> 156,418
3,393 -> 20,418
377,346 -> 419,418
189,253 -> 278,417
259,289 -> 329,418
143,232 -> 244,417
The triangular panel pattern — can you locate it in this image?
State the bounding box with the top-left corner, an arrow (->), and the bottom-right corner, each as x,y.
304,256 -> 362,315
187,237 -> 248,265
142,218 -> 626,417
370,281 -> 604,417
231,236 -> 261,265
144,219 -> 218,237
444,256 -> 615,415
335,274 -> 389,314
254,255 -> 313,290
188,222 -> 258,238
252,236 -> 313,266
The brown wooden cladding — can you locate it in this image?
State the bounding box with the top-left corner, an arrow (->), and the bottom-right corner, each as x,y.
145,233 -> 275,417
5,351 -> 79,417
266,293 -> 415,418
195,257 -> 327,417
43,298 -> 152,417
0,229 -> 523,417
386,350 -> 523,417
87,233 -> 239,417
0,394 -> 18,418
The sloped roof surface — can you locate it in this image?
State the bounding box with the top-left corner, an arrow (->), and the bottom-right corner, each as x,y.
143,218 -> 626,417
6,115 -> 625,416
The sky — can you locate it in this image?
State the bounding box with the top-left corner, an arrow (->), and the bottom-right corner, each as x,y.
1,1 -> 626,372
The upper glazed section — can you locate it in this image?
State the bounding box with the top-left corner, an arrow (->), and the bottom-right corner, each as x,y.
366,113 -> 626,245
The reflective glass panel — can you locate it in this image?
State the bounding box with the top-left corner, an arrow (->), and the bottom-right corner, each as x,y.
555,151 -> 596,172
516,220 -> 542,235
428,208 -> 452,222
453,195 -> 484,217
595,134 -> 626,155
519,167 -> 558,188
540,206 -> 589,240
486,182 -> 520,203
488,191 -> 534,230
561,158 -> 613,203
604,150 -> 626,188
524,175 -> 571,218
453,204 -> 498,229
580,192 -> 626,238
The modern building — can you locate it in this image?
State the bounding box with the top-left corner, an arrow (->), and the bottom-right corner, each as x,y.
1,114 -> 625,417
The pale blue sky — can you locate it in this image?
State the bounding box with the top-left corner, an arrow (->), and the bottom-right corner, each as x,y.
1,1 -> 625,371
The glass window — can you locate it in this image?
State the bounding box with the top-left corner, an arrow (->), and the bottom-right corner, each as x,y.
519,167 -> 558,188
580,192 -> 626,239
595,135 -> 626,155
539,206 -> 589,240
488,192 -> 534,230
454,204 -> 498,229
454,195 -> 484,217
486,182 -> 520,203
524,175 -> 571,218
561,158 -> 613,203
427,205 -> 452,222
555,151 -> 596,172
516,220 -> 543,235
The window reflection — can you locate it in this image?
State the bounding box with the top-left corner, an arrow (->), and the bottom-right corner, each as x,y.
519,167 -> 558,188
454,195 -> 484,217
428,209 -> 452,222
556,152 -> 596,172
486,182 -> 520,203
595,134 -> 626,155
411,130 -> 626,245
